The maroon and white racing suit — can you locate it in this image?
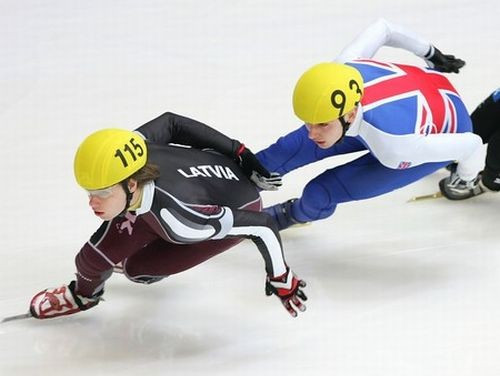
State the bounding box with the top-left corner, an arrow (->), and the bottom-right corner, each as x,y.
75,112 -> 287,297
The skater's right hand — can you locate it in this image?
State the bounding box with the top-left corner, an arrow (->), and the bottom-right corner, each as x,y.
30,281 -> 103,319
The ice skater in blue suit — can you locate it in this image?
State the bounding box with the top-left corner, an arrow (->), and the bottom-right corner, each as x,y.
257,19 -> 484,230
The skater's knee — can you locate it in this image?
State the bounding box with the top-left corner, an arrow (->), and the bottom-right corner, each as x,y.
299,181 -> 338,221
125,272 -> 168,285
123,260 -> 168,284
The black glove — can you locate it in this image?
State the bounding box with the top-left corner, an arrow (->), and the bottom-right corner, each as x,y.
425,46 -> 465,74
266,267 -> 307,317
236,144 -> 282,191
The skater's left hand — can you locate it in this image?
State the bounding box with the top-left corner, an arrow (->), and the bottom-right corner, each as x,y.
236,145 -> 282,191
425,46 -> 465,73
266,267 -> 307,317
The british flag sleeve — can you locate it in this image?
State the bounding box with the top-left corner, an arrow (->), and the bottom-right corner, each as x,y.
344,60 -> 483,180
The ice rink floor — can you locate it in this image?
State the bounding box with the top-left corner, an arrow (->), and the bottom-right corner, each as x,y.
1,1 -> 499,375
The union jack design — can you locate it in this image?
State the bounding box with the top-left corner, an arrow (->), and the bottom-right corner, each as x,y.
397,161 -> 412,169
348,59 -> 460,135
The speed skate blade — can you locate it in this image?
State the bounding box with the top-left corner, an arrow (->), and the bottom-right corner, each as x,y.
408,191 -> 443,202
1,312 -> 33,323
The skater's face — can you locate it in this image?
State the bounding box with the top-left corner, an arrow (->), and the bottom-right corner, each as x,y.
87,180 -> 138,220
305,107 -> 357,149
305,120 -> 343,149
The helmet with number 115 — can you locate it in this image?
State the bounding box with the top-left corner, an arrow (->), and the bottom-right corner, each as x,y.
74,128 -> 148,190
293,62 -> 364,124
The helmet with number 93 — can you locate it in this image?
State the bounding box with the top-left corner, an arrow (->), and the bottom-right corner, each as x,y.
293,62 -> 364,124
74,128 -> 148,190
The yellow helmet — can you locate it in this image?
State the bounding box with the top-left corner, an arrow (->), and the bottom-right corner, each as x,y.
74,128 -> 147,190
292,62 -> 364,124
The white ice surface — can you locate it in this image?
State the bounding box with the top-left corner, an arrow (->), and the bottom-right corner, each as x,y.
1,1 -> 499,375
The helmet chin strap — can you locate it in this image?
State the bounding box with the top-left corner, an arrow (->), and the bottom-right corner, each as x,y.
119,179 -> 134,217
335,115 -> 352,145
